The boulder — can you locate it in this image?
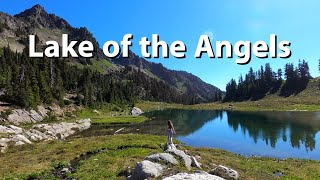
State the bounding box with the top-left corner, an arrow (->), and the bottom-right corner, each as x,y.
11,134 -> 32,145
6,107 -> 50,125
145,153 -> 179,165
7,109 -> 33,124
191,156 -> 202,169
0,125 -> 16,134
131,107 -> 143,116
130,160 -> 164,180
7,125 -> 23,134
210,165 -> 239,180
163,171 -> 225,180
165,144 -> 192,170
164,143 -> 177,151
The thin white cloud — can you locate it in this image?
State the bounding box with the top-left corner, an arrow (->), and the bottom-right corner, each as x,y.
202,30 -> 214,40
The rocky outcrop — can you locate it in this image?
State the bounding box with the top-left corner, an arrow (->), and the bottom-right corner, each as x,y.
163,171 -> 225,180
0,119 -> 91,152
165,143 -> 192,170
131,107 -> 143,116
3,105 -> 76,125
128,143 -> 239,180
210,165 -> 239,180
129,160 -> 164,180
144,153 -> 179,165
7,109 -> 46,125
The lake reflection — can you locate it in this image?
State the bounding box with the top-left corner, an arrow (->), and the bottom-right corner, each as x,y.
143,109 -> 320,160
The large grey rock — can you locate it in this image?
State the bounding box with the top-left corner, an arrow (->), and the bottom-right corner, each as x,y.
163,171 -> 225,180
131,107 -> 143,116
6,108 -> 49,125
0,125 -> 15,134
145,153 -> 179,165
165,144 -> 192,170
7,109 -> 33,124
0,125 -> 23,134
210,165 -> 239,180
130,160 -> 164,180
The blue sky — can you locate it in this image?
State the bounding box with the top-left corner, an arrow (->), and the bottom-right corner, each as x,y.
1,0 -> 320,90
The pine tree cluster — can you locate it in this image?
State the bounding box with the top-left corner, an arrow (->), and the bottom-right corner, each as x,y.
224,61 -> 311,102
0,46 -> 207,108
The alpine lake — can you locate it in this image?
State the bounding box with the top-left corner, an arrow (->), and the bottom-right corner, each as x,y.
75,109 -> 320,160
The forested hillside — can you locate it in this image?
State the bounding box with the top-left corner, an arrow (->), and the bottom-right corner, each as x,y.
114,51 -> 223,102
0,46 -> 208,108
0,4 -> 223,108
224,60 -> 314,102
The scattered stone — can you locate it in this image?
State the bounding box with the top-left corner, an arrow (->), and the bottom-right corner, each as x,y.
48,104 -> 64,117
164,143 -> 177,151
114,127 -> 125,135
7,125 -> 23,134
163,171 -> 225,180
37,105 -> 49,117
210,165 -> 239,180
191,156 -> 202,169
0,139 -> 9,152
93,110 -> 100,114
130,160 -> 164,180
0,119 -> 91,153
273,172 -> 284,177
0,125 -> 16,134
145,153 -> 179,165
11,134 -> 32,145
61,168 -> 70,173
131,107 -> 143,116
165,144 -> 192,170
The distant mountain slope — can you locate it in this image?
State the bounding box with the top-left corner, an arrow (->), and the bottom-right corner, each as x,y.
114,51 -> 222,102
0,4 -> 105,60
0,4 -> 222,104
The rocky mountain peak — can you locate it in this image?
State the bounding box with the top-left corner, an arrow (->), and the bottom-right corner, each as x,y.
14,4 -> 71,29
15,4 -> 45,18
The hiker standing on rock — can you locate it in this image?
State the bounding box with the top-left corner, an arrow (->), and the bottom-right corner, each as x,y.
167,120 -> 176,144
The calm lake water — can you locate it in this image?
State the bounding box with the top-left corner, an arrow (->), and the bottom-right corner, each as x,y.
142,109 -> 320,160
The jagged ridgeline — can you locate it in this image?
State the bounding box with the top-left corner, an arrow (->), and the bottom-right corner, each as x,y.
0,4 -> 222,107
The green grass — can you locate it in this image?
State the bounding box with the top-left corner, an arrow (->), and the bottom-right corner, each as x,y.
1,134 -> 320,179
77,104 -> 130,119
70,147 -> 154,179
67,58 -> 115,74
90,59 -> 114,74
137,78 -> 320,112
0,134 -> 166,179
92,116 -> 146,124
75,104 -> 146,125
189,147 -> 320,180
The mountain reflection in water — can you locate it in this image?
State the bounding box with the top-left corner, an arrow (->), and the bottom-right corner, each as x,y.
143,109 -> 320,160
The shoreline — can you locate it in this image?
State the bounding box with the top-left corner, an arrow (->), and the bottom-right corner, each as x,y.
137,100 -> 320,112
